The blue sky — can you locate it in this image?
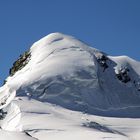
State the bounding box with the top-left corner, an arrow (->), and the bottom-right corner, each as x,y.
0,0 -> 140,85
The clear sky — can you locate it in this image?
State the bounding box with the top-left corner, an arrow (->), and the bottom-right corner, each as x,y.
0,0 -> 140,85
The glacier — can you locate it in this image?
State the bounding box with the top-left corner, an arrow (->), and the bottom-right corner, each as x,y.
0,33 -> 140,140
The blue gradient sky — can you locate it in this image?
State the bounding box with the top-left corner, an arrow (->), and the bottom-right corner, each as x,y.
0,0 -> 140,85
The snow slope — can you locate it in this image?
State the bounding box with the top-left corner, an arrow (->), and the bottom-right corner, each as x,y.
0,33 -> 140,140
3,32 -> 140,117
1,97 -> 140,140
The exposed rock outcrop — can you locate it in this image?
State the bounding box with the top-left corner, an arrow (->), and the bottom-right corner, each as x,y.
9,50 -> 31,76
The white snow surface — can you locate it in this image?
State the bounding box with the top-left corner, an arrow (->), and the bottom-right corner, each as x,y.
0,33 -> 140,139
1,97 -> 140,140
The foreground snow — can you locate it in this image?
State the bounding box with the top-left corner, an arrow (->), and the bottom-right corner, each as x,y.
1,97 -> 140,140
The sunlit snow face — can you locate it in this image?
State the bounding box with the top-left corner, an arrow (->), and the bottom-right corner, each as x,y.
1,33 -> 140,118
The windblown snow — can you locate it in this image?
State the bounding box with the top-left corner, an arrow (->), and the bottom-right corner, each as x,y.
0,33 -> 140,140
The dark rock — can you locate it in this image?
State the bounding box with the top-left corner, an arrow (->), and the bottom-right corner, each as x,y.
116,67 -> 131,83
0,109 -> 7,120
9,50 -> 31,76
97,54 -> 109,72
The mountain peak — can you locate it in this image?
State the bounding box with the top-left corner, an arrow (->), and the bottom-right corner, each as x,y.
32,32 -> 67,48
31,32 -> 99,54
1,33 -> 140,139
1,33 -> 140,118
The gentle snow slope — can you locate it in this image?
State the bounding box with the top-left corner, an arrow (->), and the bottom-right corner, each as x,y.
0,97 -> 135,140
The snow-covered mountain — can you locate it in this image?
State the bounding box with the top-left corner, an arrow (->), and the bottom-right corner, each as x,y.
0,33 -> 140,140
